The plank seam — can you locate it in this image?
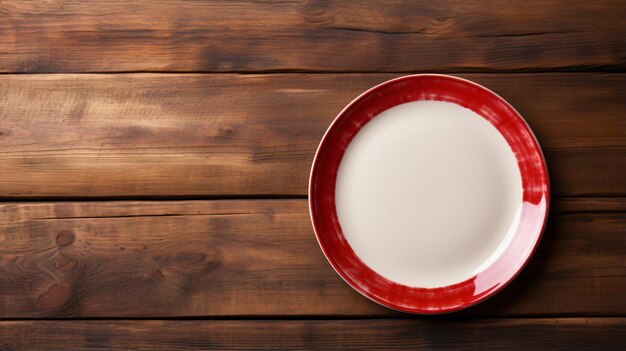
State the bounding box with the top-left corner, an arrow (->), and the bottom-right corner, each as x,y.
0,68 -> 625,75
0,316 -> 623,322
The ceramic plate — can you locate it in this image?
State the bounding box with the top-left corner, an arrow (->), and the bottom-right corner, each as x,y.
309,74 -> 549,314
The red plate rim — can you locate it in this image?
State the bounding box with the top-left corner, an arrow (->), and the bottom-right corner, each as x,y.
308,74 -> 550,314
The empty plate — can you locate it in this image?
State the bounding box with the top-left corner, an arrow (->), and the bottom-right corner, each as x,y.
309,74 -> 549,314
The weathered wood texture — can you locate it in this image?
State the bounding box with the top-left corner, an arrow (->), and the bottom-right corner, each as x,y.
1,73 -> 624,198
0,0 -> 623,349
0,199 -> 623,318
0,0 -> 624,73
1,319 -> 624,350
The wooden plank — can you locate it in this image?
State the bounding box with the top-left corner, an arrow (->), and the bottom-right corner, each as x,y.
555,197 -> 626,213
0,198 -> 623,317
1,73 -> 624,198
0,319 -> 623,350
0,0 -> 623,73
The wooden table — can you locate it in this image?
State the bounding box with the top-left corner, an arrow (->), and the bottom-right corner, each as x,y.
0,1 -> 624,349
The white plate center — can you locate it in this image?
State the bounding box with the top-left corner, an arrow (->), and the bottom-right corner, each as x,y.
335,100 -> 523,288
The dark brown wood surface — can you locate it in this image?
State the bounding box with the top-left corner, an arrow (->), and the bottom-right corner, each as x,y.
1,319 -> 624,350
0,1 -> 624,73
1,74 -> 624,198
0,198 -> 624,318
0,0 -> 624,349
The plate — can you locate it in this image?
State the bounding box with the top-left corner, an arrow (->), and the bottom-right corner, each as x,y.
309,74 -> 549,314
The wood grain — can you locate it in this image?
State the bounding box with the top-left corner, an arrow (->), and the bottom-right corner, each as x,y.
1,73 -> 624,198
0,198 -> 623,318
0,318 -> 624,350
0,0 -> 623,73
0,1 -> 622,348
